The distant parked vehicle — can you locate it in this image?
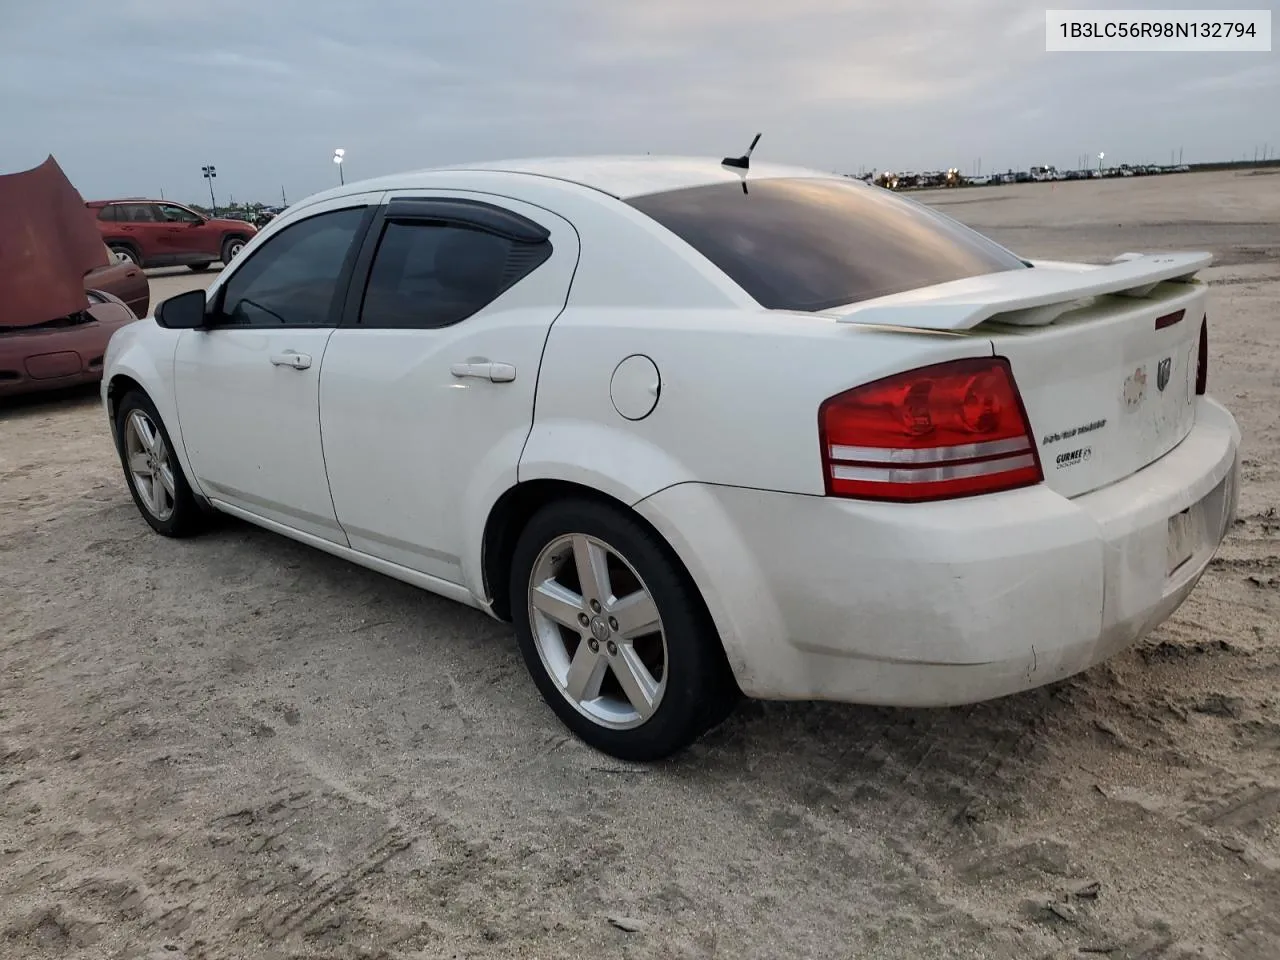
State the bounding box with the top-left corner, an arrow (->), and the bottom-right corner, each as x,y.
1,158 -> 149,397
1,248 -> 148,396
87,199 -> 257,273
86,243 -> 150,318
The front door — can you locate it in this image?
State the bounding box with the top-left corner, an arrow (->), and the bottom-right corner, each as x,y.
173,196 -> 379,542
156,202 -> 210,263
318,191 -> 579,583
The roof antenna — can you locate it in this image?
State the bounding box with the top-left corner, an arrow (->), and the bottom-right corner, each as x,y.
722,133 -> 761,170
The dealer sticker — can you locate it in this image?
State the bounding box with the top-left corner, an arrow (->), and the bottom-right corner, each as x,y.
1055,446 -> 1092,469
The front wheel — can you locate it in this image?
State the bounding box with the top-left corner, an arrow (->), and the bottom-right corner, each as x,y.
509,499 -> 738,762
188,262 -> 213,273
114,391 -> 205,538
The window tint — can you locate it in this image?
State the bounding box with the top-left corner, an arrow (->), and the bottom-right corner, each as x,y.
157,203 -> 201,223
628,178 -> 1027,312
115,203 -> 157,223
96,205 -> 118,222
359,220 -> 551,329
218,207 -> 365,327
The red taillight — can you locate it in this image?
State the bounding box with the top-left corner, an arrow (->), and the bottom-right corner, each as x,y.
819,357 -> 1043,502
1195,315 -> 1208,395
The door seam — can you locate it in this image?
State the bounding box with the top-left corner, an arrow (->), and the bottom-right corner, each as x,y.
314,327 -> 352,548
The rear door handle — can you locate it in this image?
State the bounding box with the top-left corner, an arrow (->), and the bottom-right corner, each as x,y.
450,361 -> 516,383
270,351 -> 312,370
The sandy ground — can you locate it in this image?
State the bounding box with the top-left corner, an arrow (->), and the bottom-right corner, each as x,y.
1,170 -> 1278,960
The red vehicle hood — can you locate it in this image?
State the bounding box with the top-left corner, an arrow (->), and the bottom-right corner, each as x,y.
208,217 -> 257,233
1,155 -> 110,329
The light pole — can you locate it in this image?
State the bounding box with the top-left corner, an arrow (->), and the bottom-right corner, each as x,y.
1098,152 -> 1105,176
333,149 -> 345,185
201,164 -> 218,215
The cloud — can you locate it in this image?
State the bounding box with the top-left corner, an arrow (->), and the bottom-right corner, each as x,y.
0,0 -> 1273,201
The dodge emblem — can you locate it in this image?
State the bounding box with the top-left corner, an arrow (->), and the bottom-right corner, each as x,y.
1156,357 -> 1171,392
1123,365 -> 1147,409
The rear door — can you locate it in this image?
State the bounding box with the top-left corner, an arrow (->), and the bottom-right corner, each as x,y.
318,191 -> 579,583
115,203 -> 166,262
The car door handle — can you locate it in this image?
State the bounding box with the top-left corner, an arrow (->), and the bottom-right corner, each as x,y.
450,361 -> 516,383
270,351 -> 312,370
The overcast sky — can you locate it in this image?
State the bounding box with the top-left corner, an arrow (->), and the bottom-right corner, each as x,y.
1,0 -> 1274,205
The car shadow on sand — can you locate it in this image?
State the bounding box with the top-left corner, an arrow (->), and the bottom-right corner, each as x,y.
189,509 -> 1074,834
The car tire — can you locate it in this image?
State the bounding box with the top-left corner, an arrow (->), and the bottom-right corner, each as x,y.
221,236 -> 247,264
109,244 -> 141,267
188,262 -> 214,273
113,390 -> 205,538
509,498 -> 739,762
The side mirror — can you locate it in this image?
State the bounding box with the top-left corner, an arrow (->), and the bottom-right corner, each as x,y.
154,289 -> 208,330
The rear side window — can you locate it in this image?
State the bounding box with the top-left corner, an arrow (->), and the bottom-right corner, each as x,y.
96,205 -> 118,222
116,203 -> 157,223
628,178 -> 1027,311
359,220 -> 551,329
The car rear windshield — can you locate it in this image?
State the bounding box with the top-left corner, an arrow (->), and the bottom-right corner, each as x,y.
627,177 -> 1028,312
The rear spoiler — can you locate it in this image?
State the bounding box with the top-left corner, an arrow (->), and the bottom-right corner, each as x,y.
832,251 -> 1213,332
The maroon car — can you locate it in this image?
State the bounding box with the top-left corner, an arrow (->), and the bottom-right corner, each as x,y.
87,198 -> 257,272
0,289 -> 138,398
86,243 -> 149,318
1,158 -> 149,398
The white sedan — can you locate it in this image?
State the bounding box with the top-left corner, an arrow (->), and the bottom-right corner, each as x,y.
102,156 -> 1240,761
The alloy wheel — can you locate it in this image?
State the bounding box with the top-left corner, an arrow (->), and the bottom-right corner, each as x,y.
527,533 -> 668,729
124,410 -> 176,521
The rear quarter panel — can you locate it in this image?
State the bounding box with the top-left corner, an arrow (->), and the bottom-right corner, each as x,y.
521,308 -> 996,500
85,261 -> 149,318
515,184 -> 999,501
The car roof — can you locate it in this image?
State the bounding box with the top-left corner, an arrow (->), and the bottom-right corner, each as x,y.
323,155 -> 840,203
435,156 -> 837,199
85,198 -> 167,206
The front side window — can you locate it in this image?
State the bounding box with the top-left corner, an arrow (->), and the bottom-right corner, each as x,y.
359,220 -> 550,329
217,207 -> 365,327
157,203 -> 202,223
628,178 -> 1027,311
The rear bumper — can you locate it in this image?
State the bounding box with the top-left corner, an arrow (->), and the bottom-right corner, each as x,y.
635,398 -> 1240,705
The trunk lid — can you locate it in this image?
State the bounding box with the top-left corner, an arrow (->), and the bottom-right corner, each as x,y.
828,252 -> 1210,498
985,284 -> 1203,497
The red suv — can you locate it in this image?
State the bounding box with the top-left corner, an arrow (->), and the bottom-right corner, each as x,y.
86,199 -> 257,273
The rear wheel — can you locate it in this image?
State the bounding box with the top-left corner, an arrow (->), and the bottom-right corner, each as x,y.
109,243 -> 140,267
221,236 -> 247,264
509,498 -> 738,762
188,262 -> 213,273
114,390 -> 204,538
